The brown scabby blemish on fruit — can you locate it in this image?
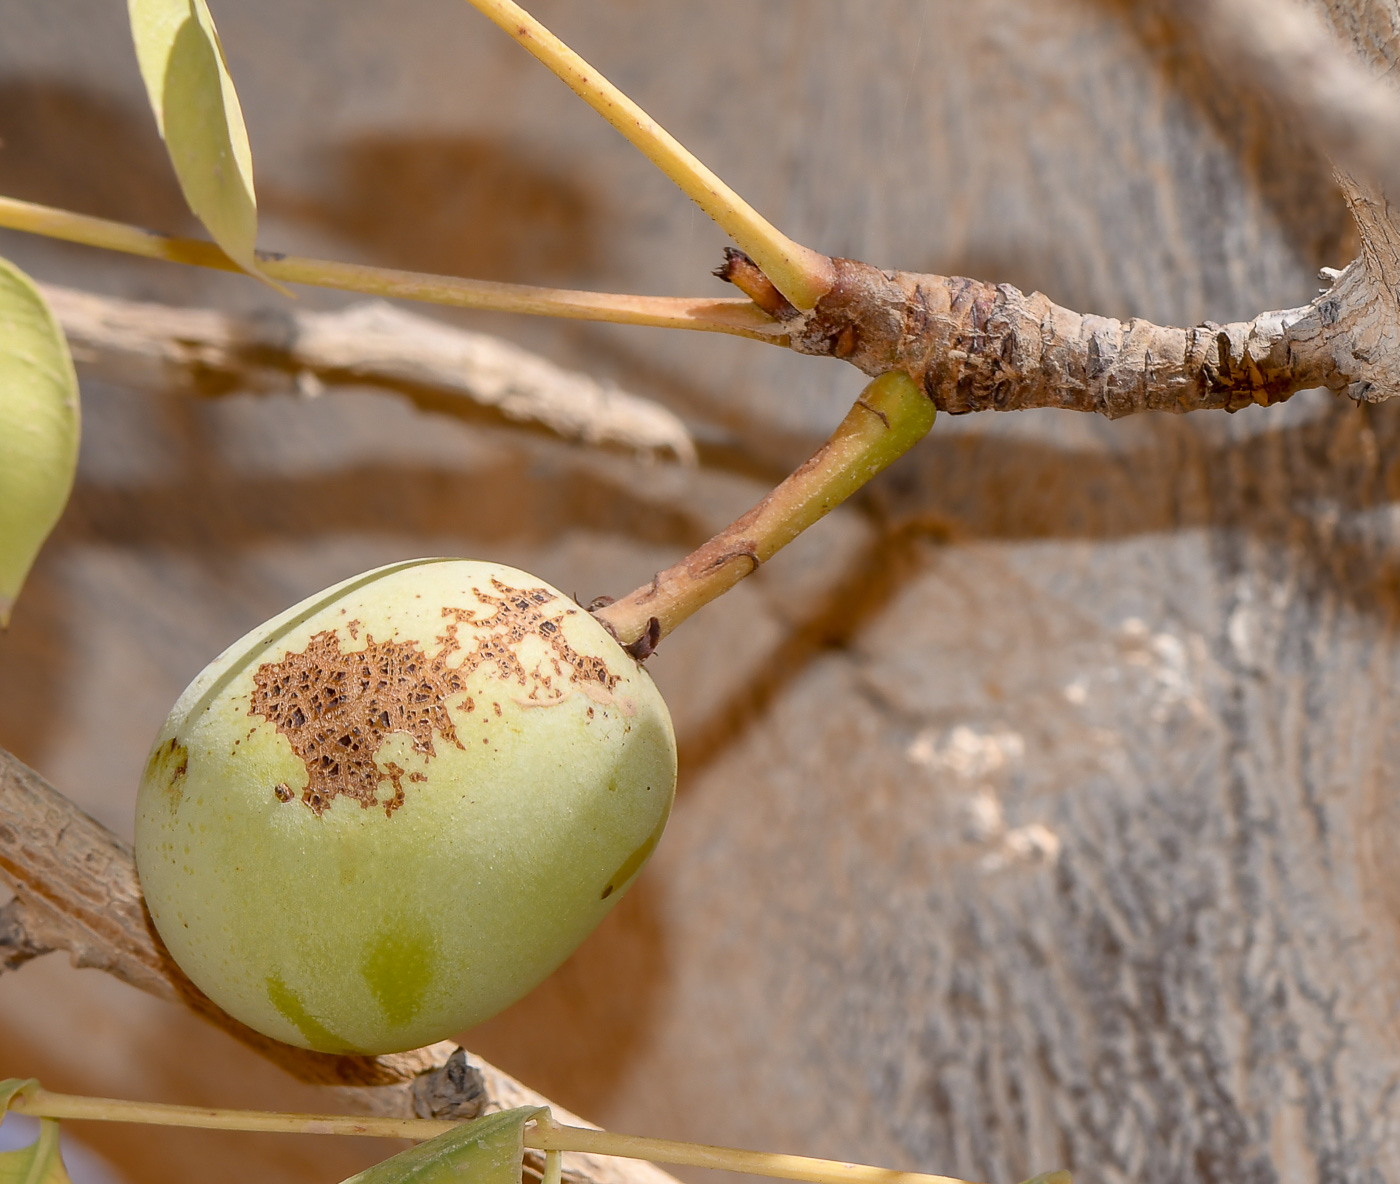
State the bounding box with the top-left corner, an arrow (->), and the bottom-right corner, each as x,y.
249,579 -> 626,818
250,628 -> 467,817
440,578 -> 622,699
144,737 -> 189,805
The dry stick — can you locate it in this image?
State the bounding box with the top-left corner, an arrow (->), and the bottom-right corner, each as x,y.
593,370 -> 935,647
9,1090 -> 985,1184
457,1 -> 834,311
0,196 -> 780,342
41,283 -> 697,463
1167,0 -> 1400,202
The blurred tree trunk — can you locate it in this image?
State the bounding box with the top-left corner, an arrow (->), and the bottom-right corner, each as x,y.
4,2 -> 1400,1183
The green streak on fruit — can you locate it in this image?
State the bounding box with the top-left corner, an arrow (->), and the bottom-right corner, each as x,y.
362,922 -> 436,1029
136,558 -> 677,1054
267,974 -> 353,1054
601,808 -> 668,900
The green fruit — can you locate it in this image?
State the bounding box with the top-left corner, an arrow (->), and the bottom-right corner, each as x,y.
134,558 -> 676,1055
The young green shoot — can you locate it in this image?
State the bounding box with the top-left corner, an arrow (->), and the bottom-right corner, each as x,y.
0,195 -> 781,340
461,0 -> 835,310
594,370 -> 936,648
8,1087 -> 988,1184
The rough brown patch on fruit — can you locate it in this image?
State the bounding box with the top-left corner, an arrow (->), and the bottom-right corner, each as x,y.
439,579 -> 621,701
250,579 -> 623,817
250,629 -> 466,817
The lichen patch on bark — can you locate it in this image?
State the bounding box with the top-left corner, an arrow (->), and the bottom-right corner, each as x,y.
249,579 -> 622,817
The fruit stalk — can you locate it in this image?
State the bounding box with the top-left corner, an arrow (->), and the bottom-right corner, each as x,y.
593,370 -> 936,649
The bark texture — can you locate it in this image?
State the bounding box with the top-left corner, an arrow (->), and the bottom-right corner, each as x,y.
42,284 -> 696,462
784,256 -> 1356,415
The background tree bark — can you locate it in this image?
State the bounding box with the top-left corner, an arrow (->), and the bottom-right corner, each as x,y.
2,2 -> 1397,1182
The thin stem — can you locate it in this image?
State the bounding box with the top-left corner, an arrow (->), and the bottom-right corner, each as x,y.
0,196 -> 783,341
527,1125 -> 981,1184
9,1089 -> 444,1140
594,370 -> 936,646
8,1089 -> 985,1184
460,0 -> 835,310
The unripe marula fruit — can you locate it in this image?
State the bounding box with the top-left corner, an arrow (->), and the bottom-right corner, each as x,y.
134,558 -> 676,1055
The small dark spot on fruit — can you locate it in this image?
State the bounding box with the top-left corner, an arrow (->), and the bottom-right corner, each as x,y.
274,783 -> 293,803
601,884 -> 614,899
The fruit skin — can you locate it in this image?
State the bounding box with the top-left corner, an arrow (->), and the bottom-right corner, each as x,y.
135,558 -> 676,1055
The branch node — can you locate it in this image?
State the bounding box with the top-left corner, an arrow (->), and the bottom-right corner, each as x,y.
410,1047 -> 487,1120
624,617 -> 662,661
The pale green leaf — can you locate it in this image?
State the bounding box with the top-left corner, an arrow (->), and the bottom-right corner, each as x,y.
340,1107 -> 545,1184
128,0 -> 266,279
0,258 -> 80,627
0,1120 -> 74,1184
0,1081 -> 73,1184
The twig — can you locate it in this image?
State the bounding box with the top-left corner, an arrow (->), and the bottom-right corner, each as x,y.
458,0 -> 834,310
6,192 -> 1389,409
10,1089 -> 986,1184
1166,0 -> 1400,202
0,196 -> 782,342
0,745 -> 681,1184
778,255 -> 1369,411
41,284 -> 697,463
593,371 -> 934,646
